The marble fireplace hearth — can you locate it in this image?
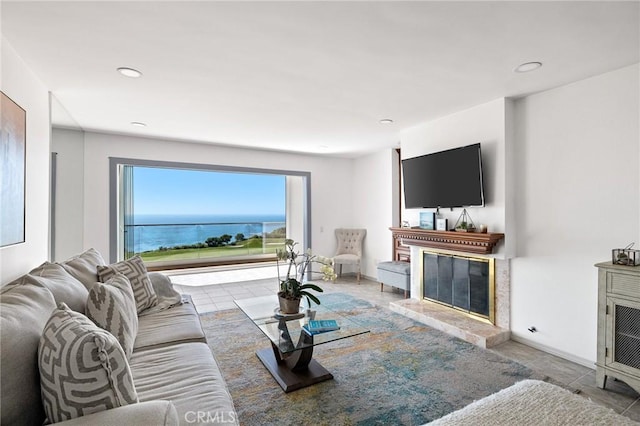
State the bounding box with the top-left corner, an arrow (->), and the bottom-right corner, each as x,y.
389,247 -> 510,349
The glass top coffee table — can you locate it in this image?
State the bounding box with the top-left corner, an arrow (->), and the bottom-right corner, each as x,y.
235,294 -> 369,392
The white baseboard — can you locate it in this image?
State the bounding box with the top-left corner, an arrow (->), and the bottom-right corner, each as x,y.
510,335 -> 595,370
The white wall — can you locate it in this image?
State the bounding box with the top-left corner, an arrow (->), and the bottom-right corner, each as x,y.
51,128 -> 84,261
53,129 -> 400,281
0,39 -> 51,284
285,175 -> 305,247
400,98 -> 513,257
351,149 -> 399,279
511,64 -> 640,366
52,129 -> 400,281
397,66 -> 639,366
79,132 -> 354,263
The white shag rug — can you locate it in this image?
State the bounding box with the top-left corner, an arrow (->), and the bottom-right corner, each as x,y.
427,379 -> 638,426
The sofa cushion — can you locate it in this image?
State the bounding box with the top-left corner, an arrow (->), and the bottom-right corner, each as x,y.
86,273 -> 139,359
130,342 -> 238,425
0,279 -> 56,426
98,255 -> 157,314
134,296 -> 205,351
28,261 -> 89,312
38,303 -> 138,423
55,400 -> 179,426
59,248 -> 106,291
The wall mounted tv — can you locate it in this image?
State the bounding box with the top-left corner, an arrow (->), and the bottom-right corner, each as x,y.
402,143 -> 485,209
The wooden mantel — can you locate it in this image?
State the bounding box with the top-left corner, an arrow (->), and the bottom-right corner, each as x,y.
390,227 -> 504,259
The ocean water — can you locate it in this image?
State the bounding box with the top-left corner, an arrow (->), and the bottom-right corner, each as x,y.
130,214 -> 285,253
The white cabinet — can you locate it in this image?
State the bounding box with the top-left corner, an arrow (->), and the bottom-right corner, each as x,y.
596,262 -> 640,394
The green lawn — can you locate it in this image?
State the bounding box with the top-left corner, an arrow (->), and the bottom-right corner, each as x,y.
139,238 -> 285,263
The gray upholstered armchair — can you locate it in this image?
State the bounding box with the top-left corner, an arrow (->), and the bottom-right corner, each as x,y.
332,228 -> 366,283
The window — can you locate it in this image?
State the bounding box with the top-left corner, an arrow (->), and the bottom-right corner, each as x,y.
110,158 -> 310,268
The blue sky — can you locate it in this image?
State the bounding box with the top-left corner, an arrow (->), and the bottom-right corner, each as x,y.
133,167 -> 286,216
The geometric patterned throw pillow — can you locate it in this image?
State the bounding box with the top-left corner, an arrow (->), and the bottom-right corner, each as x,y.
97,255 -> 157,314
38,303 -> 138,423
85,273 -> 138,359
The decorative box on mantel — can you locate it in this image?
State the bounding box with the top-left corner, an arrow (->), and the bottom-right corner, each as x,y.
390,227 -> 505,261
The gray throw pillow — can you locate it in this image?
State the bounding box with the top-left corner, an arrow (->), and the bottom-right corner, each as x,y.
28,262 -> 89,313
59,248 -> 107,291
86,273 -> 138,359
38,303 -> 138,424
97,255 -> 157,314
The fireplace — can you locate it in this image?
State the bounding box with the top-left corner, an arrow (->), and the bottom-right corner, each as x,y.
423,252 -> 494,324
388,228 -> 509,348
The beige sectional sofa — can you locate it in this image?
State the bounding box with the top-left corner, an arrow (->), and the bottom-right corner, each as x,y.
1,249 -> 238,425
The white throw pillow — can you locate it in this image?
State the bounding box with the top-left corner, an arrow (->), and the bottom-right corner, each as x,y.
38,303 -> 138,423
85,273 -> 138,359
97,255 -> 157,314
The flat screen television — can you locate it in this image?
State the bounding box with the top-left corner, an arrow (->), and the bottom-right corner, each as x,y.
402,143 -> 484,209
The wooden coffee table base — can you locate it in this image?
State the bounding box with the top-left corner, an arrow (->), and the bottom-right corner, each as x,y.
256,345 -> 334,393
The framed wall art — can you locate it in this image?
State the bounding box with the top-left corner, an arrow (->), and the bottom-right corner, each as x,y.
1,91 -> 26,247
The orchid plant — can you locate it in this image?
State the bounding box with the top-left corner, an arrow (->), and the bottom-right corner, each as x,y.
276,239 -> 337,306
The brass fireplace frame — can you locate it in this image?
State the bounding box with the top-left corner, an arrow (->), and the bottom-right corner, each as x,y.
419,249 -> 496,325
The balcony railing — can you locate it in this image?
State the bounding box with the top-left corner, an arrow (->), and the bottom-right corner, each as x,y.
125,221 -> 286,264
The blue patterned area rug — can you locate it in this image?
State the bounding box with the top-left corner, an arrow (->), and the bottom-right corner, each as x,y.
200,293 -> 543,426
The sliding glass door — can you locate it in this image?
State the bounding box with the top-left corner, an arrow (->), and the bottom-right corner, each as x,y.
110,159 -> 310,268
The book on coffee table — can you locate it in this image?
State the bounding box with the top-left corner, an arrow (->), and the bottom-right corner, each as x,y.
303,319 -> 340,335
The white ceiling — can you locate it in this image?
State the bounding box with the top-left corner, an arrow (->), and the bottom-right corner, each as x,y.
2,1 -> 639,157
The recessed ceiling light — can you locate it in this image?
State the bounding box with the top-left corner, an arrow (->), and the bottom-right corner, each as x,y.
131,121 -> 147,127
117,67 -> 143,78
379,119 -> 394,124
514,62 -> 542,73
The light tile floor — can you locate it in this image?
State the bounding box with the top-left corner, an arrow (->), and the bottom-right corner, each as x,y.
166,265 -> 640,421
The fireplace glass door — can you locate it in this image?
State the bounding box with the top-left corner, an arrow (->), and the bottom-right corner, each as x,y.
423,252 -> 492,322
